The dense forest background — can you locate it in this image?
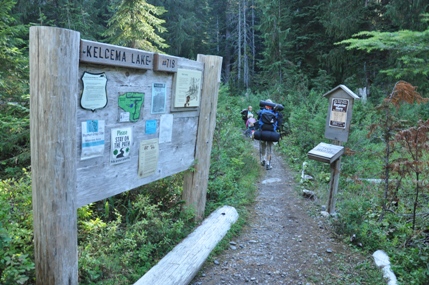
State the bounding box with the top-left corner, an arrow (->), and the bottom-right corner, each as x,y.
1,0 -> 429,284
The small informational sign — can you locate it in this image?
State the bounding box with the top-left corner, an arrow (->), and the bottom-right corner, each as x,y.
110,127 -> 132,165
329,98 -> 349,128
81,120 -> 105,160
146,120 -> 157,135
307,142 -> 344,164
159,114 -> 173,143
153,53 -> 178,72
118,92 -> 145,122
174,69 -> 202,108
138,138 -> 159,178
151,83 -> 166,114
80,72 -> 108,111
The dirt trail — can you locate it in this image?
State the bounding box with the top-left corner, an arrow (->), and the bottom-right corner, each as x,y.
191,143 -> 366,285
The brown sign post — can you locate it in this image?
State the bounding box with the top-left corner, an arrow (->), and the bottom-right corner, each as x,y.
308,85 -> 359,214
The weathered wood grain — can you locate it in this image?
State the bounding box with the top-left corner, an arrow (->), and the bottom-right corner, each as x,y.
134,205 -> 239,285
30,26 -> 79,285
183,55 -> 223,220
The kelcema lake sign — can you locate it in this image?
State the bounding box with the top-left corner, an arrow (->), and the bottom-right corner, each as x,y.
80,39 -> 153,69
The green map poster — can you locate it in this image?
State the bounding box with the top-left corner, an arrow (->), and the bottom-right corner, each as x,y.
118,92 -> 144,122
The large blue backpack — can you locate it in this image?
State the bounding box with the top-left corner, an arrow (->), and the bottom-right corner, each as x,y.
259,109 -> 278,131
253,100 -> 284,142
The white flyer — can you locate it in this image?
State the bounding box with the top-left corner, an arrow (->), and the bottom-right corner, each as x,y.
81,120 -> 105,160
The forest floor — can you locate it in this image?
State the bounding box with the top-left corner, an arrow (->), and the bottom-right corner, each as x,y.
190,140 -> 378,285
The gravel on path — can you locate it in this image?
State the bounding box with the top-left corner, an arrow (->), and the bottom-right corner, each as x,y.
191,144 -> 362,285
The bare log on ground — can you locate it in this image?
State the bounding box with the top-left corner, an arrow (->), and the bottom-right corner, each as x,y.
134,205 -> 239,285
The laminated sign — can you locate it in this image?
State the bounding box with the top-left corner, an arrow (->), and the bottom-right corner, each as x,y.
329,98 -> 349,128
110,127 -> 132,165
81,120 -> 105,160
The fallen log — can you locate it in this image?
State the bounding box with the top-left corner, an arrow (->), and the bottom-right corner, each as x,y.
134,205 -> 239,285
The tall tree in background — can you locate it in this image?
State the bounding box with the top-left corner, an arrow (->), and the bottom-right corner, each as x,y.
384,0 -> 429,31
150,0 -> 209,59
239,0 -> 256,92
104,0 -> 168,51
0,0 -> 27,104
338,13 -> 429,92
256,0 -> 291,93
0,0 -> 30,177
13,0 -> 111,40
223,0 -> 259,92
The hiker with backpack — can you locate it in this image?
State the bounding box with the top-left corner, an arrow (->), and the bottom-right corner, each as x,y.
245,113 -> 257,137
253,99 -> 284,170
240,105 -> 253,127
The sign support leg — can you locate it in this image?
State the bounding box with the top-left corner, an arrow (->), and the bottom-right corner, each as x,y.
327,157 -> 341,214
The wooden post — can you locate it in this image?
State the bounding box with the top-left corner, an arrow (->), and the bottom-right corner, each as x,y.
327,157 -> 341,214
183,55 -> 223,220
30,26 -> 80,285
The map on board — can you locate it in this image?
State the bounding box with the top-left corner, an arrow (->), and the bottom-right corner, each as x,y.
118,92 -> 145,122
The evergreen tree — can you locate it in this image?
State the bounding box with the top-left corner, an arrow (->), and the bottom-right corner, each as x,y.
0,0 -> 28,105
338,13 -> 429,93
0,0 -> 30,178
150,0 -> 210,59
104,0 -> 168,51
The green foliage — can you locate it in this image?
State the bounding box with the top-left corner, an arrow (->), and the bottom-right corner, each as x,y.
151,0 -> 210,59
78,193 -> 193,284
0,0 -> 30,180
103,0 -> 168,51
0,106 -> 30,179
337,15 -> 429,90
0,171 -> 34,285
285,89 -> 327,156
206,86 -> 259,213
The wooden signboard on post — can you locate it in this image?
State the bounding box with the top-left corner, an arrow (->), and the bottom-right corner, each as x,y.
30,26 -> 222,285
308,84 -> 359,214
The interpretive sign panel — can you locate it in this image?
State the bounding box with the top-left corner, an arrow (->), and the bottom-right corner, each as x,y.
307,142 -> 344,164
173,69 -> 202,108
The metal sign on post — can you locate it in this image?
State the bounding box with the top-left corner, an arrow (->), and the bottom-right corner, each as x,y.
308,85 -> 359,214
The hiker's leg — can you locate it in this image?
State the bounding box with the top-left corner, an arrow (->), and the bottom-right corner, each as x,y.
260,141 -> 266,165
266,142 -> 273,170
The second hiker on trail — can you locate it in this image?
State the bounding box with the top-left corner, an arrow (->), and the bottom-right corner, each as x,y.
245,113 -> 257,137
253,99 -> 284,170
240,105 -> 253,127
